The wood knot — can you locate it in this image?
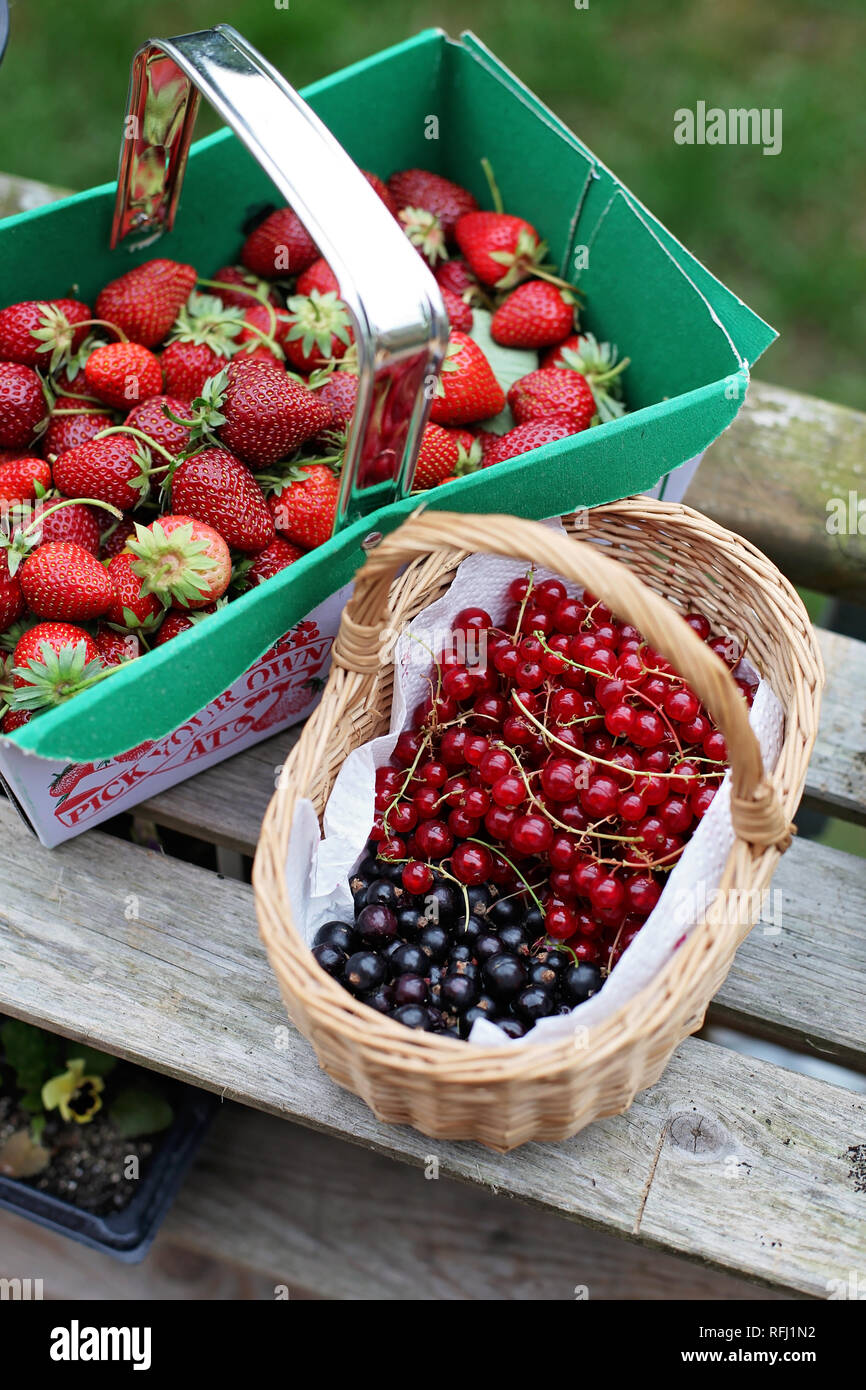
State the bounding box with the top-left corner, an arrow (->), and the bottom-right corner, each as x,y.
668,1110 -> 730,1159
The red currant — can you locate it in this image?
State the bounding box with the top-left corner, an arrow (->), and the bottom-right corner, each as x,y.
491,774 -> 525,808
402,861 -> 433,895
414,819 -> 453,858
509,813 -> 554,856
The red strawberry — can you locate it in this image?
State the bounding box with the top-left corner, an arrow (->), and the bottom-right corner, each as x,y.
540,333 -> 589,370
428,332 -> 505,426
315,371 -> 358,430
161,340 -> 229,400
44,398 -> 113,459
99,516 -> 137,560
95,259 -> 197,348
49,762 -> 95,800
246,537 -> 305,585
0,553 -> 25,632
125,394 -> 192,458
237,303 -> 293,362
387,170 -> 478,240
482,415 -> 579,465
0,299 -> 91,370
26,500 -> 101,555
296,258 -> 340,298
440,285 -> 473,333
11,621 -> 104,711
268,464 -> 340,549
170,447 -> 275,552
507,367 -> 597,431
212,360 -> 331,466
0,363 -> 46,449
241,208 -> 318,279
0,457 -> 52,504
534,334 -> 629,424
363,171 -> 399,218
412,423 -> 460,490
434,258 -> 481,300
84,342 -> 163,410
491,282 -> 576,349
127,515 -> 231,609
282,291 -> 353,372
152,609 -> 197,646
210,265 -> 281,310
2,707 -> 31,733
94,623 -> 141,666
53,435 -> 152,511
104,552 -> 165,631
455,211 -> 544,289
19,540 -> 114,621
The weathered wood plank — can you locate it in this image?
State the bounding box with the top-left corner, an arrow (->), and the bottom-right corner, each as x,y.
138,624 -> 866,852
692,380 -> 866,605
167,1103 -> 784,1300
0,803 -> 862,1295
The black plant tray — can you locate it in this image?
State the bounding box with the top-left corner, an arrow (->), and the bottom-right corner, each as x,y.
0,1081 -> 218,1262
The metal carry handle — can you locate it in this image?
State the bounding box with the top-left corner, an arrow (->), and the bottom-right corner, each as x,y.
111,23 -> 448,532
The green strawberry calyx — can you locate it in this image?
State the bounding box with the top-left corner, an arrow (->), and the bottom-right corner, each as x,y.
399,207 -> 448,265
163,369 -> 229,449
284,290 -> 352,361
10,639 -> 121,713
167,293 -> 244,356
556,334 -> 630,423
127,519 -> 220,609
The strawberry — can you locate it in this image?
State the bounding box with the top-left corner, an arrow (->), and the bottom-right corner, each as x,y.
363,171 -> 399,218
399,207 -> 448,267
49,763 -> 96,800
84,342 -> 163,410
455,211 -> 545,289
44,398 -> 113,459
22,499 -> 101,555
296,258 -> 340,298
269,463 -> 340,549
125,394 -> 192,458
440,285 -> 473,333
53,435 -> 152,511
152,608 -> 202,646
94,623 -> 141,667
104,552 -> 165,631
195,360 -> 331,467
237,302 -> 293,362
241,208 -> 318,278
508,340 -> 628,428
481,415 -> 579,465
99,516 -> 137,560
127,515 -> 231,609
161,340 -> 229,400
412,423 -> 460,490
434,258 -> 481,300
210,265 -> 281,310
282,291 -> 353,372
245,537 -> 305,585
11,621 -> 104,711
540,333 -> 589,370
2,708 -> 31,733
95,259 -> 197,348
315,371 -> 358,430
0,457 -> 52,505
387,169 -> 478,240
491,281 -> 576,348
0,299 -> 91,371
170,447 -> 275,552
0,553 -> 25,632
429,332 -> 505,426
0,363 -> 46,449
19,540 -> 114,621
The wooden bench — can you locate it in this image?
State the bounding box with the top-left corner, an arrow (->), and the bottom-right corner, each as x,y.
0,173 -> 864,1301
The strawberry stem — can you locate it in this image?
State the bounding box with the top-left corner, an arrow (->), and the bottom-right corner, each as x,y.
94,425 -> 176,465
480,157 -> 504,216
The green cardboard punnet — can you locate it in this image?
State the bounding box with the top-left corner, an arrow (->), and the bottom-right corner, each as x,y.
0,28 -> 775,762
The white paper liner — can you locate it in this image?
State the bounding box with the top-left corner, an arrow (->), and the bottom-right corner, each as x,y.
285,519 -> 784,1046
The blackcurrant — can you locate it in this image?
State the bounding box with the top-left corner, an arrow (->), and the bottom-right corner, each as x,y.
441,973 -> 478,1011
528,961 -> 559,990
474,931 -> 504,963
495,1017 -> 527,1039
313,922 -> 356,954
466,884 -> 493,916
392,974 -> 428,1007
482,953 -> 528,1001
449,942 -> 473,964
488,896 -> 521,928
496,923 -> 529,956
389,942 -> 428,977
523,906 -> 546,938
356,903 -> 398,948
418,924 -> 450,962
363,983 -> 394,1013
396,906 -> 425,940
457,913 -> 485,945
459,1004 -> 498,1038
392,1004 -> 432,1030
424,881 -> 459,927
345,951 -> 386,994
560,962 -> 602,1006
311,943 -> 347,978
515,985 -> 555,1023
364,878 -> 402,909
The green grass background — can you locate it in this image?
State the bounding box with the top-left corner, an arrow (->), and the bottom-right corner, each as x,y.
1,0 -> 863,410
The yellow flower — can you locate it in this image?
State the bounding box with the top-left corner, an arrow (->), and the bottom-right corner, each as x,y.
41,1059 -> 105,1124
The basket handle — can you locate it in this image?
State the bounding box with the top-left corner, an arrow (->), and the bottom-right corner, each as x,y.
333,509 -> 791,851
109,24 -> 448,532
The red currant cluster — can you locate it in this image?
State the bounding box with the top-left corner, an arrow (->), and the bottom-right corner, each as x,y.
367,569 -> 755,975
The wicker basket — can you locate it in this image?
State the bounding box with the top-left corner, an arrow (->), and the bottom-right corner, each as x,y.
254,500 -> 823,1151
